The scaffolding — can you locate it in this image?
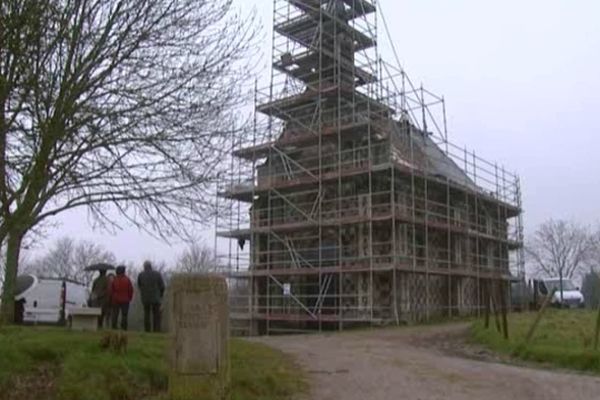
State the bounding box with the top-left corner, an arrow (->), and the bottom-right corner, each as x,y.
216,0 -> 524,335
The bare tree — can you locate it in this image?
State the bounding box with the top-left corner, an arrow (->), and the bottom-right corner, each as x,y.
0,0 -> 258,321
175,243 -> 220,274
591,228 -> 600,269
25,237 -> 116,286
526,219 -> 596,301
30,238 -> 76,279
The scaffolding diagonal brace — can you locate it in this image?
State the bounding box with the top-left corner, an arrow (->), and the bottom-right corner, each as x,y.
269,274 -> 318,320
218,0 -> 524,334
272,146 -> 318,180
270,231 -> 315,269
272,188 -> 317,224
313,273 -> 334,314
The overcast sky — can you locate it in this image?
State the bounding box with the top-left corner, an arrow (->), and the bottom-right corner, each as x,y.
42,0 -> 600,267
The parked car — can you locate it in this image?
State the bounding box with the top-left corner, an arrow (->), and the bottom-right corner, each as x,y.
511,278 -> 585,310
14,274 -> 89,324
538,277 -> 585,308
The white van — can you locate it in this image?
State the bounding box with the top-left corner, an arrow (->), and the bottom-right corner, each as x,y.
539,278 -> 585,308
15,274 -> 90,324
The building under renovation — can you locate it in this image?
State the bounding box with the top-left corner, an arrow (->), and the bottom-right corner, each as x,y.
217,0 -> 524,335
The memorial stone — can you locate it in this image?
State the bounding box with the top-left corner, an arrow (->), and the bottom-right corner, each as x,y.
168,274 -> 230,400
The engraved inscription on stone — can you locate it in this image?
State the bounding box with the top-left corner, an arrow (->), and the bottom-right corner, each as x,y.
173,287 -> 222,375
168,274 -> 230,399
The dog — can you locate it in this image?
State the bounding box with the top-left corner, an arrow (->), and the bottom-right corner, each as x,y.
99,332 -> 128,354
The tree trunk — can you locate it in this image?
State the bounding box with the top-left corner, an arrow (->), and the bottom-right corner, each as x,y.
0,232 -> 23,324
559,270 -> 564,304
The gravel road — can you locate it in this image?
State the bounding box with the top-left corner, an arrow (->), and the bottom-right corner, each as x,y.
256,324 -> 600,400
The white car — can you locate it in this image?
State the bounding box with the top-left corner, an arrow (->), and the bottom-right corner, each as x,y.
15,274 -> 90,324
541,278 -> 585,308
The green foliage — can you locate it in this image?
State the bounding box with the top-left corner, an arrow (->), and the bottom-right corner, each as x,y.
472,309 -> 600,373
0,327 -> 305,400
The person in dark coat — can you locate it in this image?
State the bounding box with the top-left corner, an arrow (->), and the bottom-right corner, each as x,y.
137,261 -> 165,332
91,270 -> 110,328
105,272 -> 115,327
14,299 -> 25,324
110,266 -> 134,331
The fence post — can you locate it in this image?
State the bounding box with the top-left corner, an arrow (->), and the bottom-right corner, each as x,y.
524,288 -> 557,345
594,302 -> 600,351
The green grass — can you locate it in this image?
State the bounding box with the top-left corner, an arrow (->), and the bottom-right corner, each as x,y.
471,309 -> 600,373
0,326 -> 306,400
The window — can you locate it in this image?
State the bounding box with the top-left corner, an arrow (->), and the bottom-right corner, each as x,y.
545,279 -> 576,291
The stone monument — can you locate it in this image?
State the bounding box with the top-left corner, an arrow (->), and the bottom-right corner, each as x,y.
69,307 -> 102,331
168,274 -> 230,400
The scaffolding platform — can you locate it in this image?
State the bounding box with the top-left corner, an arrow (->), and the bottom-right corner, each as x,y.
217,0 -> 524,335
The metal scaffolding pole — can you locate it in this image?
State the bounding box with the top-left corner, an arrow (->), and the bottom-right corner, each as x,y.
216,0 -> 524,335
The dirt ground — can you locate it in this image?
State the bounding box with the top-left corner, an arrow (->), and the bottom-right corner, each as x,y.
256,323 -> 600,400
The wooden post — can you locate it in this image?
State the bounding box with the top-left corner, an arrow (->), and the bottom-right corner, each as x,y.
529,279 -> 535,311
594,302 -> 600,351
524,288 -> 557,345
491,282 -> 501,333
500,280 -> 509,340
484,280 -> 490,329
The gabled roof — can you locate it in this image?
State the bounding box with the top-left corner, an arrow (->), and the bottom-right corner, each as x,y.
392,121 -> 478,191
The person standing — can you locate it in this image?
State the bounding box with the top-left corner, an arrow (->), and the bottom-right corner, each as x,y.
110,266 -> 134,331
105,272 -> 115,327
137,261 -> 165,332
91,270 -> 111,328
14,298 -> 25,324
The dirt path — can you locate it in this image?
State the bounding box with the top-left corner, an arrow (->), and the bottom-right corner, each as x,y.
256,324 -> 600,400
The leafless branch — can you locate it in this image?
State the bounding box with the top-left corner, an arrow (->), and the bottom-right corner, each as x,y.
1,0 -> 260,319
24,236 -> 116,286
175,242 -> 221,274
525,219 -> 595,280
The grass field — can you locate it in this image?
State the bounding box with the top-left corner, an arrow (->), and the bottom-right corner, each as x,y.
0,326 -> 306,400
471,309 -> 600,373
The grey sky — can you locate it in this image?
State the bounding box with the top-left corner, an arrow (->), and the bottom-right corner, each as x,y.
43,0 -> 600,267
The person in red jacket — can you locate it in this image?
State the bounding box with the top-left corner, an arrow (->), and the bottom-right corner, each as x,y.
110,265 -> 134,331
